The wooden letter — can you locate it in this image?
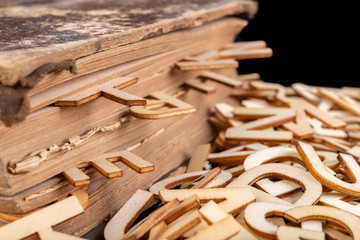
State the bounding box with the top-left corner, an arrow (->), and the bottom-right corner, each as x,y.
55,77 -> 145,106
284,205 -> 360,240
244,202 -> 293,238
228,163 -> 322,206
219,48 -> 273,60
320,191 -> 360,217
199,71 -> 243,88
186,144 -> 211,173
149,170 -> 232,195
187,215 -> 243,240
62,167 -> 91,187
225,129 -> 293,143
185,78 -> 216,94
175,59 -> 238,71
0,196 -> 85,240
130,91 -> 196,119
277,226 -> 325,240
297,141 -> 360,197
159,188 -> 255,214
104,190 -> 154,240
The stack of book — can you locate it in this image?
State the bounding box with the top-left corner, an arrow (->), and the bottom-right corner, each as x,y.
0,0 -> 272,238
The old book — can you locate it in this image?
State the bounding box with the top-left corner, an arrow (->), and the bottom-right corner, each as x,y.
0,0 -> 256,126
0,19 -> 244,196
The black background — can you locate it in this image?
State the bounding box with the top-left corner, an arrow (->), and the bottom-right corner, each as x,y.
236,1 -> 359,87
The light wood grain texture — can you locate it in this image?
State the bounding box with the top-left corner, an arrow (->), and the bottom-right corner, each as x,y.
236,210 -> 279,240
320,136 -> 351,152
165,195 -> 200,224
318,99 -> 333,112
292,83 -> 321,104
283,105 -> 313,139
192,167 -> 221,189
297,141 -> 360,197
214,102 -> 235,123
320,192 -> 360,217
271,83 -> 346,130
309,118 -> 348,139
242,142 -> 269,151
231,89 -> 276,99
37,228 -> 86,240
62,167 -> 90,187
225,129 -> 293,142
276,226 -> 325,240
243,146 -> 340,171
70,189 -> 89,210
255,179 -> 301,198
175,59 -> 238,71
185,78 -> 216,94
54,77 -> 145,107
237,72 -> 261,81
248,80 -> 284,90
243,147 -> 304,171
183,50 -> 220,62
223,40 -> 267,51
187,215 -> 242,240
104,190 -> 153,240
91,158 -> 122,179
149,170 -> 232,195
199,200 -> 257,240
228,163 -> 322,206
104,150 -> 154,173
232,107 -> 295,130
342,87 -> 360,100
199,71 -> 243,88
244,202 -> 293,238
182,218 -> 209,238
241,98 -> 270,108
225,165 -> 244,177
130,91 -> 196,119
208,116 -> 230,129
122,199 -> 179,240
301,220 -> 323,233
149,221 -> 167,240
159,188 -> 255,214
159,210 -> 202,240
199,200 -> 228,224
284,205 -> 360,240
186,144 -> 211,173
288,99 -> 346,129
318,88 -> 360,116
0,195 -> 85,240
208,150 -> 255,166
219,48 -> 273,60
348,145 -> 360,158
323,226 -> 352,240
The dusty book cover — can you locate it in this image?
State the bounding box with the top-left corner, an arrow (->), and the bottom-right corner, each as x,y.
0,0 -> 257,126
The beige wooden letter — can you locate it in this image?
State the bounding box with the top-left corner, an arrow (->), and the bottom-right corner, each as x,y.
55,77 -> 145,106
159,188 -> 255,214
0,196 -> 85,240
130,91 -> 196,119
